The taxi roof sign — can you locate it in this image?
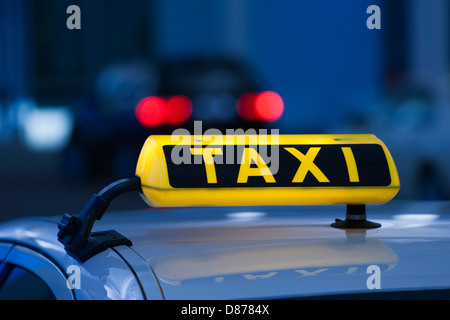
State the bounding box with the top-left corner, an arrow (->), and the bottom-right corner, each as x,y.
136,134 -> 400,208
58,133 -> 400,262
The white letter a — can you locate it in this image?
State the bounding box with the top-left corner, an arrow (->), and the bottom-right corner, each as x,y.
66,265 -> 81,289
366,5 -> 381,30
67,5 -> 81,30
366,265 -> 381,289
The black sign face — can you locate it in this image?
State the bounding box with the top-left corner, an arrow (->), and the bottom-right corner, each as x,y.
163,144 -> 391,188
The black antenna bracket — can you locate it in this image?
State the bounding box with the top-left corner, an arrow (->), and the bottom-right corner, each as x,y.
57,176 -> 142,262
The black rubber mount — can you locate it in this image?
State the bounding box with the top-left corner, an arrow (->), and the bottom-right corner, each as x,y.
331,204 -> 381,229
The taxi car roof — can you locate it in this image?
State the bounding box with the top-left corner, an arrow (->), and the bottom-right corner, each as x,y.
1,201 -> 450,299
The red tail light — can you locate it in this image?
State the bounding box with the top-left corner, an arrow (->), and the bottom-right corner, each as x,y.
236,91 -> 284,122
135,97 -> 166,127
165,95 -> 193,125
136,95 -> 192,127
254,91 -> 284,122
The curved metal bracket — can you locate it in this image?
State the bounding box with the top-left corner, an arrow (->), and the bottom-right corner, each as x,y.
57,176 -> 142,262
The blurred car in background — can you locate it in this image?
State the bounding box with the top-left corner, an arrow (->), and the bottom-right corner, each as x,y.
61,57 -> 284,180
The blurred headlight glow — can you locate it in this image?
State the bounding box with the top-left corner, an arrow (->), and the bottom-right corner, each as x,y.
22,107 -> 73,151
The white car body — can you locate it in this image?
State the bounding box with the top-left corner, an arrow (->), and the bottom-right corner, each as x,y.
1,201 -> 450,300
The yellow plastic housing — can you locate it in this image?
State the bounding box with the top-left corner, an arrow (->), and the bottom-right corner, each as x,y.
135,134 -> 400,207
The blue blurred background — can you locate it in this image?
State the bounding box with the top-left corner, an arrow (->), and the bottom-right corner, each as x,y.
1,0 -> 449,221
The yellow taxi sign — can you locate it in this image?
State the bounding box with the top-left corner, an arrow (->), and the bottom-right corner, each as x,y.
135,134 -> 400,207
